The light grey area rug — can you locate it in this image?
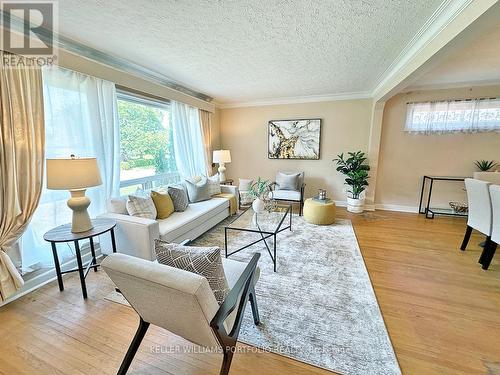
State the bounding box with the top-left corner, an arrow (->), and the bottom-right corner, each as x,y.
190,215 -> 401,375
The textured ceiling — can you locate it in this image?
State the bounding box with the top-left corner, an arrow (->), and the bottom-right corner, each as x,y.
57,0 -> 445,104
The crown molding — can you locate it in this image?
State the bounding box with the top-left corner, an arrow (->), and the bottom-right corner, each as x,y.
371,0 -> 474,99
1,10 -> 213,103
216,91 -> 372,109
402,78 -> 500,92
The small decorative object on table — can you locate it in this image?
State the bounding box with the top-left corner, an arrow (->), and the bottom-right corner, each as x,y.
249,177 -> 272,213
449,201 -> 468,214
313,189 -> 332,204
318,189 -> 327,200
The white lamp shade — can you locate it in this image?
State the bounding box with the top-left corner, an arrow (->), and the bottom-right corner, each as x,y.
213,149 -> 231,163
46,157 -> 102,190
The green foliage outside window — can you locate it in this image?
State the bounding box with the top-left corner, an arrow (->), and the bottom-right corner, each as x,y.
117,99 -> 176,174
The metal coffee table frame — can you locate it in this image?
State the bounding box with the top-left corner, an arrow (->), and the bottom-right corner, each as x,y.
224,205 -> 292,272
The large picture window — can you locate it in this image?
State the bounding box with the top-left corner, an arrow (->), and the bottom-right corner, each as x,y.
405,98 -> 500,134
117,92 -> 179,194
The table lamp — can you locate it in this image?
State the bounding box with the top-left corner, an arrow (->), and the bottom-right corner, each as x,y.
213,149 -> 231,181
46,155 -> 102,233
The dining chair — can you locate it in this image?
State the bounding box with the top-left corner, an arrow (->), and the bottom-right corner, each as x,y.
102,251 -> 261,375
480,185 -> 500,270
461,179 -> 492,254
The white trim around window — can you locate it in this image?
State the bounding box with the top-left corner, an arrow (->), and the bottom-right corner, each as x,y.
405,97 -> 500,134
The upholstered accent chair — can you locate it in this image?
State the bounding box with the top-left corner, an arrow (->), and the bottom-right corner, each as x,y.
461,178 -> 493,269
480,184 -> 500,270
270,171 -> 306,215
102,250 -> 261,375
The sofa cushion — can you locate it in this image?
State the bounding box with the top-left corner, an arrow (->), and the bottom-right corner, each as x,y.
126,195 -> 157,219
168,185 -> 189,212
185,177 -> 211,203
276,171 -> 300,190
207,174 -> 221,196
154,241 -> 230,305
151,190 -> 174,219
158,198 -> 229,240
272,189 -> 301,201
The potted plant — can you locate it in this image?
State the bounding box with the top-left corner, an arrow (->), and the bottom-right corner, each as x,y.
333,151 -> 370,213
474,160 -> 497,171
249,177 -> 271,213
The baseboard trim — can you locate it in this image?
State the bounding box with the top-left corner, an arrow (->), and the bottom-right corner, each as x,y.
0,246 -> 102,307
374,204 -> 419,213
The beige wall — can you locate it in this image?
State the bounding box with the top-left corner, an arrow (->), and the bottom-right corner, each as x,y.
375,85 -> 500,211
220,100 -> 373,201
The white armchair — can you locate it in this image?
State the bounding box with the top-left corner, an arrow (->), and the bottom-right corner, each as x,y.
270,171 -> 306,216
480,185 -> 500,269
461,179 -> 492,257
102,250 -> 261,375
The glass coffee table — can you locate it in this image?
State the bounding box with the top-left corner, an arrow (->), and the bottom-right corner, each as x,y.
224,204 -> 292,272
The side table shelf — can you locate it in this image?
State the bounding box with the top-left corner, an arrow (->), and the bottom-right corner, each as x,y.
418,175 -> 469,219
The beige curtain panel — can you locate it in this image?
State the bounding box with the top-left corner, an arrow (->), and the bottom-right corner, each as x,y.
199,109 -> 213,176
0,52 -> 45,301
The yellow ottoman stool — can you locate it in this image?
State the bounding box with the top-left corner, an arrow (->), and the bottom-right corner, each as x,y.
303,198 -> 336,225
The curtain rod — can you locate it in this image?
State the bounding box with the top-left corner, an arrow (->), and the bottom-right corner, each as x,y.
116,85 -> 171,106
406,97 -> 499,105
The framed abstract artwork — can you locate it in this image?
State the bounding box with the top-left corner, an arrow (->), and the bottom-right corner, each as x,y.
268,118 -> 321,160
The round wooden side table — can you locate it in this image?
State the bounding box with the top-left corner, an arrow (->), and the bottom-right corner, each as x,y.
43,218 -> 117,299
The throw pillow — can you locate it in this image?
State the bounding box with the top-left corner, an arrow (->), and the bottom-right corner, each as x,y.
107,197 -> 128,215
276,171 -> 300,190
185,177 -> 211,203
151,190 -> 175,219
154,240 -> 230,305
239,178 -> 253,192
167,185 -> 189,212
207,174 -> 221,196
126,195 -> 157,219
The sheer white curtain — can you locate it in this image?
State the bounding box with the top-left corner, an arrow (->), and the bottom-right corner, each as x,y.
20,67 -> 120,270
405,98 -> 500,134
171,101 -> 207,178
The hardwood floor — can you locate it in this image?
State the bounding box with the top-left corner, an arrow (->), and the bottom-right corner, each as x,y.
1,209 -> 499,375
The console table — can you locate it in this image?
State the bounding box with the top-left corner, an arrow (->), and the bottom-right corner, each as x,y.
44,218 -> 117,299
418,175 -> 468,219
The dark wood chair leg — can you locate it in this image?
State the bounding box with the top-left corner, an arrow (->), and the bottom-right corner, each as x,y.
478,236 -> 491,264
248,284 -> 260,325
460,225 -> 473,251
118,318 -> 150,375
481,242 -> 497,270
219,349 -> 235,375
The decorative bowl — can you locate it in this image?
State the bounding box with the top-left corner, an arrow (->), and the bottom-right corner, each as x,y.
449,201 -> 468,214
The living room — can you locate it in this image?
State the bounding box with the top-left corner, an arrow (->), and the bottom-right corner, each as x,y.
1,1 -> 499,375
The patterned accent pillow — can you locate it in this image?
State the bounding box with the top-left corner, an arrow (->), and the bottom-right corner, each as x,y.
167,185 -> 189,212
126,195 -> 157,219
207,174 -> 221,196
185,177 -> 211,203
154,240 -> 230,305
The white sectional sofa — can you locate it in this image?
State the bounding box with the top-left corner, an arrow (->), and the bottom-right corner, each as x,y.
99,185 -> 238,261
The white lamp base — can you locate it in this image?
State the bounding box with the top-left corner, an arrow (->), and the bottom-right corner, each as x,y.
218,163 -> 227,182
67,189 -> 93,233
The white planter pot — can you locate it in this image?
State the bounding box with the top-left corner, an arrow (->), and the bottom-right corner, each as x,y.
252,198 -> 265,213
347,197 -> 365,213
